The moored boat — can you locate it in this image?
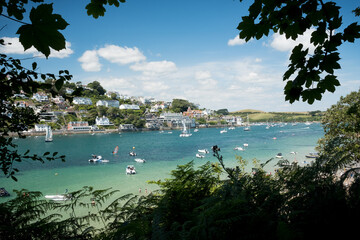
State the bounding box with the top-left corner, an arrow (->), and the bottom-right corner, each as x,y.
198,149 -> 209,154
305,152 -> 319,158
234,146 -> 244,151
276,153 -> 283,158
196,153 -> 205,158
134,158 -> 146,163
126,165 -> 136,174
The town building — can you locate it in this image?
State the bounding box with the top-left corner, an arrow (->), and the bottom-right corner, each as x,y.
119,124 -> 135,131
119,104 -> 140,110
182,107 -> 204,118
32,93 -> 49,102
34,124 -> 48,132
73,97 -> 92,105
96,100 -> 119,108
95,116 -> 113,126
67,121 -> 92,131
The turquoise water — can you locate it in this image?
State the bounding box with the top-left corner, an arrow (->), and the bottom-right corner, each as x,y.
1,123 -> 323,201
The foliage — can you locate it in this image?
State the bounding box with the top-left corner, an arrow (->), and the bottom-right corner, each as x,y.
317,89 -> 360,172
87,81 -> 106,96
237,0 -> 360,104
171,99 -> 196,113
215,108 -> 229,115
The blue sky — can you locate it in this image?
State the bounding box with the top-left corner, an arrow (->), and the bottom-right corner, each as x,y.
1,0 -> 360,112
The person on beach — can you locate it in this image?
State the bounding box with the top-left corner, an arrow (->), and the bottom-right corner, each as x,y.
139,188 -> 141,193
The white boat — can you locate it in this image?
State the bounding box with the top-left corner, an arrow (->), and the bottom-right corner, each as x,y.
194,129 -> 199,132
196,153 -> 205,158
220,129 -> 227,133
234,146 -> 244,151
305,152 -> 319,158
243,143 -> 249,147
179,120 -> 192,137
126,165 -> 136,174
45,194 -> 70,201
198,149 -> 209,154
45,125 -> 53,142
134,158 -> 146,163
129,151 -> 137,156
229,126 -> 235,130
89,155 -> 109,163
276,153 -> 283,158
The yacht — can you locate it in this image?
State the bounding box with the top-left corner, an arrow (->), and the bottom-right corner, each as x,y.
196,153 -> 205,158
179,120 -> 192,137
198,149 -> 209,154
134,158 -> 146,163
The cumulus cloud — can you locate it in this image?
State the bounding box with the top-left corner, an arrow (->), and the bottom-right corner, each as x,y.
227,35 -> 247,46
270,29 -> 316,53
130,61 -> 177,75
0,37 -> 74,58
97,45 -> 146,65
78,50 -> 102,72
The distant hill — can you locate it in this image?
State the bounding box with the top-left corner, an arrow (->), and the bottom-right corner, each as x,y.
231,109 -> 264,113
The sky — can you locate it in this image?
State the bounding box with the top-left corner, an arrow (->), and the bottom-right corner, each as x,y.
1,0 -> 360,112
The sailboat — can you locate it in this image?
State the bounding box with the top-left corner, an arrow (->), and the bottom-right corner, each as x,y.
179,120 -> 192,137
113,146 -> 119,154
45,125 -> 53,142
244,114 -> 250,131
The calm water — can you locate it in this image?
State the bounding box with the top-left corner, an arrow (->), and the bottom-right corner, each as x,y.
1,123 -> 323,201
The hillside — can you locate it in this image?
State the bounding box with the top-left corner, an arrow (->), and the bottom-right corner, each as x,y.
230,110 -> 323,122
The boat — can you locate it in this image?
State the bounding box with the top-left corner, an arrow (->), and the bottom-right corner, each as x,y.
179,120 -> 192,137
134,158 -> 146,163
0,187 -> 10,197
126,165 -> 136,174
229,126 -> 235,130
196,153 -> 205,158
276,153 -> 283,158
89,155 -> 109,163
234,146 -> 244,151
305,152 -> 319,158
45,125 -> 53,142
244,114 -> 251,131
243,143 -> 249,147
198,149 -> 209,154
129,151 -> 137,156
220,129 -> 227,133
194,128 -> 199,132
45,194 -> 71,201
113,146 -> 119,154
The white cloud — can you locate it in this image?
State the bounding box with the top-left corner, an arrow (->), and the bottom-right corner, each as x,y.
270,29 -> 316,53
228,35 -> 247,46
143,81 -> 170,92
0,37 -> 73,58
130,61 -> 177,75
195,71 -> 212,80
78,50 -> 102,72
97,45 -> 146,65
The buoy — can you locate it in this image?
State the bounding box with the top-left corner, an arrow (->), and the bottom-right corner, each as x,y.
55,173 -> 58,176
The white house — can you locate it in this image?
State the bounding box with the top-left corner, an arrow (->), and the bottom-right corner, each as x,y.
34,124 -> 48,132
119,104 -> 140,110
67,121 -> 92,131
32,93 -> 48,102
65,88 -> 74,95
105,91 -> 120,99
73,97 -> 92,105
96,100 -> 119,108
52,96 -> 65,104
95,116 -> 113,126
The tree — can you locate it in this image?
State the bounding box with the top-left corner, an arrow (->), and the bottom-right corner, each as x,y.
317,89 -> 360,171
87,81 -> 106,95
215,109 -> 229,115
237,0 -> 360,104
171,99 -> 196,113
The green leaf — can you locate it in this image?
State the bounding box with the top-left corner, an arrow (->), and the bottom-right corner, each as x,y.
55,79 -> 64,91
32,62 -> 37,70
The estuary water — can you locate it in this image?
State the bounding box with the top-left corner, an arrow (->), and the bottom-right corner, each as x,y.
1,123 -> 323,201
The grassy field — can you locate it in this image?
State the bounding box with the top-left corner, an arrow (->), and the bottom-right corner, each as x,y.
230,110 -> 323,122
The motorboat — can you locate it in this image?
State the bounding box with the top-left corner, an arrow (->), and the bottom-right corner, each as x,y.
196,153 -> 205,158
129,151 -> 137,156
276,153 -> 283,158
126,165 -> 136,174
194,129 -> 199,132
45,194 -> 71,201
89,155 -> 109,163
134,158 -> 146,163
229,126 -> 235,130
198,149 -> 209,154
305,152 -> 319,158
243,143 -> 249,147
220,129 -> 227,133
234,146 -> 244,151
